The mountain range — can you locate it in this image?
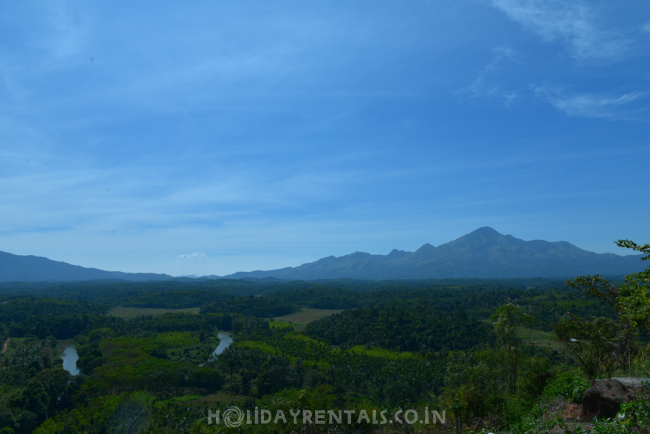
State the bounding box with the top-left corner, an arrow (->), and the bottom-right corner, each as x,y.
221,227 -> 645,280
0,227 -> 645,282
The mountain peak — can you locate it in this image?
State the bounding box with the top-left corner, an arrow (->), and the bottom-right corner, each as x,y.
415,243 -> 436,253
384,249 -> 411,260
470,227 -> 502,236
340,252 -> 372,260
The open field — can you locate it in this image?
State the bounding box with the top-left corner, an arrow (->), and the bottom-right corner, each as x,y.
522,328 -> 563,350
108,306 -> 201,320
271,308 -> 344,330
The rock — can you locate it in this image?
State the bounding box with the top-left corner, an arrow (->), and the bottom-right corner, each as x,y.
580,379 -> 636,420
611,377 -> 650,392
565,402 -> 582,421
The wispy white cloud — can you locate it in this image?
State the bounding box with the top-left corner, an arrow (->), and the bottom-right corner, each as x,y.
642,23 -> 650,34
533,85 -> 648,120
179,252 -> 207,259
490,0 -> 629,60
458,46 -> 520,104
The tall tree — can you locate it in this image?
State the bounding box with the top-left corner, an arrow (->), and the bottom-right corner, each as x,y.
491,303 -> 536,394
554,239 -> 650,377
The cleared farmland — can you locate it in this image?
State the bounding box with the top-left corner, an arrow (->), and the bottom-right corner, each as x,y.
270,308 -> 344,330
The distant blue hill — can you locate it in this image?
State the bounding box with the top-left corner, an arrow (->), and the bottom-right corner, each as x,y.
0,251 -> 173,282
222,227 -> 646,280
0,227 -> 645,282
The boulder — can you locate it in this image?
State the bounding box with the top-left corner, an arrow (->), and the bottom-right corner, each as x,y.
580,379 -> 637,420
611,377 -> 649,392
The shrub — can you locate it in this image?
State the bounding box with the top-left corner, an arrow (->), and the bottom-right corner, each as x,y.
541,370 -> 589,403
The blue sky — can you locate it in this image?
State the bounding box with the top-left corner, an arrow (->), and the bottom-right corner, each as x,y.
1,0 -> 649,276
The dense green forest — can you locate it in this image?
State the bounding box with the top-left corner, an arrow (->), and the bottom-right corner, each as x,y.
305,305 -> 495,352
201,296 -> 295,318
0,276 -> 611,308
0,248 -> 649,433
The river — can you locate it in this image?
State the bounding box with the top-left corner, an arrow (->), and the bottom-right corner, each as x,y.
57,332 -> 232,374
213,331 -> 233,356
58,339 -> 80,376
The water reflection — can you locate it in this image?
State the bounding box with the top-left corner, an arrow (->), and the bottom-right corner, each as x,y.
59,340 -> 80,376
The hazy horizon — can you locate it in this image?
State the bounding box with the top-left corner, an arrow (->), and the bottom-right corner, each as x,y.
1,1 -> 648,276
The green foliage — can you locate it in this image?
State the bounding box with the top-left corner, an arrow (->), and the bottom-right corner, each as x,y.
33,392 -> 143,433
347,346 -> 417,360
540,370 -> 589,403
305,304 -> 494,353
517,355 -> 554,403
122,290 -> 231,309
201,296 -> 295,318
617,393 -> 650,432
491,303 -> 537,393
0,279 -> 268,308
10,368 -> 78,423
0,298 -> 107,323
268,321 -> 294,330
552,314 -> 623,378
556,239 -> 650,378
614,240 -> 650,331
109,391 -> 155,434
77,336 -> 224,398
73,313 -> 233,347
219,321 -> 447,404
0,298 -> 105,339
156,331 -> 199,347
2,275 -> 644,433
237,341 -> 279,354
581,392 -> 650,434
0,340 -> 48,386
